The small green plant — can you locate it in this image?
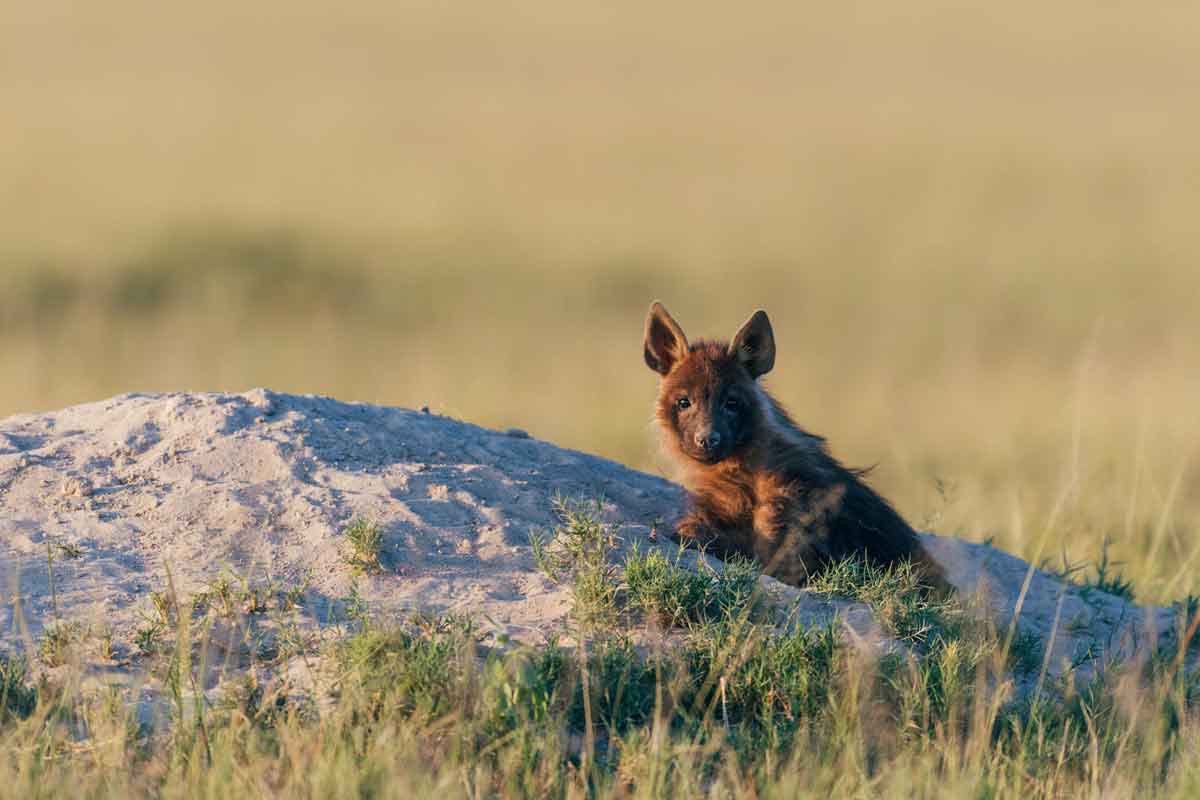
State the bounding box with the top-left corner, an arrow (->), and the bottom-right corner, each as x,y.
191,571 -> 294,618
267,621 -> 314,664
96,624 -> 116,661
623,544 -> 760,627
204,571 -> 239,617
1042,540 -> 1136,602
149,589 -> 178,627
0,653 -> 37,722
39,621 -> 84,667
343,518 -> 385,574
806,556 -> 962,648
335,618 -> 474,721
1082,539 -> 1135,601
134,620 -> 166,656
530,495 -> 620,625
478,638 -> 565,737
341,582 -> 371,631
684,616 -> 844,732
276,571 -> 313,611
529,528 -> 554,578
189,591 -> 212,616
624,544 -> 711,626
567,634 -> 658,734
1006,626 -> 1045,676
219,672 -> 296,727
239,578 -> 269,614
56,540 -> 85,560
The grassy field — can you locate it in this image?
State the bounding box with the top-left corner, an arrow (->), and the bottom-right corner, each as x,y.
3,2 -> 1200,794
3,501 -> 1200,798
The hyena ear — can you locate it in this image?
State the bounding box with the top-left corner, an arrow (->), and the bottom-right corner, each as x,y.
643,301 -> 689,375
729,309 -> 775,378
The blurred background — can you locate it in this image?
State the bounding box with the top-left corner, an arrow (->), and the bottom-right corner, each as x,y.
4,1 -> 1199,598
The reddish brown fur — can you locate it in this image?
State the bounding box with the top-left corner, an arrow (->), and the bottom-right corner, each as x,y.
644,303 -> 949,592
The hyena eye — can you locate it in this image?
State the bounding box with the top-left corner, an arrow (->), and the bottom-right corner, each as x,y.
676,396 -> 692,410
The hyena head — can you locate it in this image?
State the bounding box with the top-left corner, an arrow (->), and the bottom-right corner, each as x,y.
643,301 -> 776,465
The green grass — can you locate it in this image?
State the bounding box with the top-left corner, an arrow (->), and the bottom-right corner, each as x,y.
5,544 -> 1199,797
342,519 -> 385,575
1042,539 -> 1138,603
532,497 -> 762,632
531,496 -> 622,626
54,541 -> 84,560
0,654 -> 37,722
806,556 -> 964,647
1083,541 -> 1137,602
37,622 -> 84,668
804,555 -> 1053,715
6,482 -> 1197,797
133,619 -> 166,656
623,544 -> 759,628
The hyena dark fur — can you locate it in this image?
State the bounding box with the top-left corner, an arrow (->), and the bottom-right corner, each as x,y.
643,301 -> 950,592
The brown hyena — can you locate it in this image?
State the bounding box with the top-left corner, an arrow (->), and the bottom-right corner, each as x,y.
643,301 -> 949,592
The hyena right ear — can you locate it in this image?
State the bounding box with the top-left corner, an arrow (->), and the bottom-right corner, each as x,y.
643,301 -> 689,375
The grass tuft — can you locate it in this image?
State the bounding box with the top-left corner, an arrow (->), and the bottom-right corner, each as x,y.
4,496 -> 1200,796
1042,540 -> 1137,602
343,518 -> 385,574
806,556 -> 963,648
531,495 -> 621,626
0,654 -> 37,722
624,543 -> 759,627
38,622 -> 84,667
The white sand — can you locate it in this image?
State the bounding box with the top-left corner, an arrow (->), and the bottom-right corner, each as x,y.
0,390 -> 1179,685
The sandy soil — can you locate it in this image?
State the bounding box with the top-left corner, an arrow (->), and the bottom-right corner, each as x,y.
0,391 -> 1179,687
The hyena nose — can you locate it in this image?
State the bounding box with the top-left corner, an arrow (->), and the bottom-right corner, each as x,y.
695,431 -> 722,451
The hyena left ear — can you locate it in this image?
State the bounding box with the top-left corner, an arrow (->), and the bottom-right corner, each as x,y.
729,309 -> 775,378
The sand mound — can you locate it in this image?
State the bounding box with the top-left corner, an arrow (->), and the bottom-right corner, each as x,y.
0,391 -> 1178,681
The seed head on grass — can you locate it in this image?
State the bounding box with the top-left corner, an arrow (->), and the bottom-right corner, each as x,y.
343,518 -> 385,574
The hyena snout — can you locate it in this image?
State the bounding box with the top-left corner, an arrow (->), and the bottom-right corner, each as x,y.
693,430 -> 722,453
